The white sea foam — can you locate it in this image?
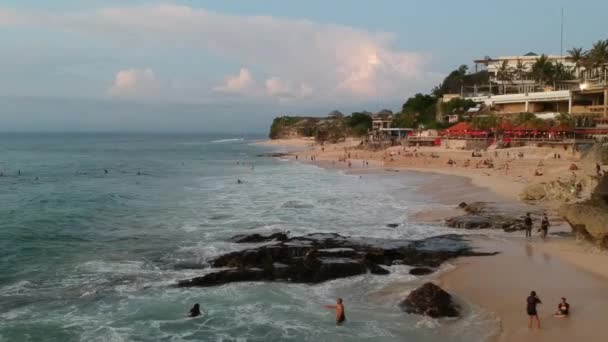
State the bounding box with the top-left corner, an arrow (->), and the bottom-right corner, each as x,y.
211,138 -> 244,143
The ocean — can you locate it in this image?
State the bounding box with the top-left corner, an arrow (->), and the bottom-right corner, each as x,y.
0,133 -> 496,342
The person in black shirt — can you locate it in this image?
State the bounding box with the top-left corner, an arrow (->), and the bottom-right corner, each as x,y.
527,291 -> 542,329
540,214 -> 550,239
188,303 -> 202,318
524,213 -> 533,238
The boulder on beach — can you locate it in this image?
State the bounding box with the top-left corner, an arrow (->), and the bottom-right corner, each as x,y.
445,202 -> 526,232
399,282 -> 459,318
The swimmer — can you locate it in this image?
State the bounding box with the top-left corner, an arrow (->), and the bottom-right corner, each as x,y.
188,303 -> 202,318
104,169 -> 109,174
237,179 -> 243,184
324,298 -> 346,325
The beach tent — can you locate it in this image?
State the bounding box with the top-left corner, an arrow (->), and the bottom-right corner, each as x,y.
442,122 -> 488,137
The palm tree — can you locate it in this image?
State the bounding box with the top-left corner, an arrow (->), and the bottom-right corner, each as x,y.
496,60 -> 514,94
551,62 -> 575,89
567,47 -> 586,79
531,54 -> 555,88
514,59 -> 527,92
588,39 -> 608,79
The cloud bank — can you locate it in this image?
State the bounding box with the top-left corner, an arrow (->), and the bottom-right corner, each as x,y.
0,4 -> 438,104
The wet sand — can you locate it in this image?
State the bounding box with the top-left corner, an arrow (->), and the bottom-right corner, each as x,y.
441,236 -> 608,342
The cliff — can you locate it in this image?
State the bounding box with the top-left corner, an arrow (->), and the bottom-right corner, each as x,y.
559,143 -> 608,248
268,113 -> 372,142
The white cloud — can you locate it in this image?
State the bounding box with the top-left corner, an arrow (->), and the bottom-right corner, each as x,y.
214,68 -> 254,94
0,4 -> 439,104
107,68 -> 158,97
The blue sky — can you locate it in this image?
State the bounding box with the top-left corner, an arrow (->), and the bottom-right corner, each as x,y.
1,0 -> 607,132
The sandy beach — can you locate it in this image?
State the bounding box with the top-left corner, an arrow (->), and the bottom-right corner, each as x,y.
259,137 -> 608,342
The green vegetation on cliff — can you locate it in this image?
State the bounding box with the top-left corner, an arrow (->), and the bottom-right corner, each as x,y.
269,111 -> 372,142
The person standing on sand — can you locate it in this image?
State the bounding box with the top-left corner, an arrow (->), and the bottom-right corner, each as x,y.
540,213 -> 550,239
324,298 -> 346,325
524,213 -> 533,238
527,291 -> 542,329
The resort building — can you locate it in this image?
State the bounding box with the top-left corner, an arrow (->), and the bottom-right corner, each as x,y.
474,53 -> 578,94
453,53 -> 608,118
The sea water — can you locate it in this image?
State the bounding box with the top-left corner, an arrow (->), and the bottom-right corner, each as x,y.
0,133 -> 496,341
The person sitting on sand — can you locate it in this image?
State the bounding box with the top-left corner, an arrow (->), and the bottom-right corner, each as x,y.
324,298 -> 346,325
527,291 -> 542,329
189,303 -> 202,317
554,297 -> 570,317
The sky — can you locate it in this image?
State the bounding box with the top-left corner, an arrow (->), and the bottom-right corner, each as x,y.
1,0 -> 607,133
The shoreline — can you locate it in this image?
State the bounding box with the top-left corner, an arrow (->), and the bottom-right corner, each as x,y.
258,138 -> 608,342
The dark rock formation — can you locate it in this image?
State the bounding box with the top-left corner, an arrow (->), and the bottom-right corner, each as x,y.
409,267 -> 434,276
230,232 -> 288,243
446,202 -> 527,232
399,282 -> 459,318
386,223 -> 400,228
176,233 -> 495,288
257,152 -> 290,158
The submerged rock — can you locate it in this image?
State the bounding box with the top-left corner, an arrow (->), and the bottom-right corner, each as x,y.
176,233 -> 495,287
409,267 -> 434,276
399,282 -> 459,318
230,232 -> 288,243
257,152 -> 290,158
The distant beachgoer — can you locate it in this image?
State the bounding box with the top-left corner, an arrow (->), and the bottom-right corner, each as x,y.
104,169 -> 109,174
540,214 -> 549,239
295,155 -> 298,160
237,179 -> 243,184
189,303 -> 202,318
597,163 -> 602,176
524,213 -> 533,238
554,297 -> 570,317
527,291 -> 542,329
18,170 -> 21,176
324,298 -> 346,325
136,171 -> 141,176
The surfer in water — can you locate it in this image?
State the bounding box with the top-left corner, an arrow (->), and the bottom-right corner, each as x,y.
188,303 -> 202,318
237,179 -> 243,184
324,298 -> 346,325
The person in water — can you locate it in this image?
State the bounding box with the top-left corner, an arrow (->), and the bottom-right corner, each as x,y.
524,213 -> 533,238
324,298 -> 346,325
189,303 -> 201,317
237,179 -> 243,184
527,291 -> 542,329
554,297 -> 570,317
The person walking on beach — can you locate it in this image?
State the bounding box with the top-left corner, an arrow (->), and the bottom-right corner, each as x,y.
524,213 -> 533,238
527,291 -> 542,329
324,298 -> 346,325
540,213 -> 550,239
